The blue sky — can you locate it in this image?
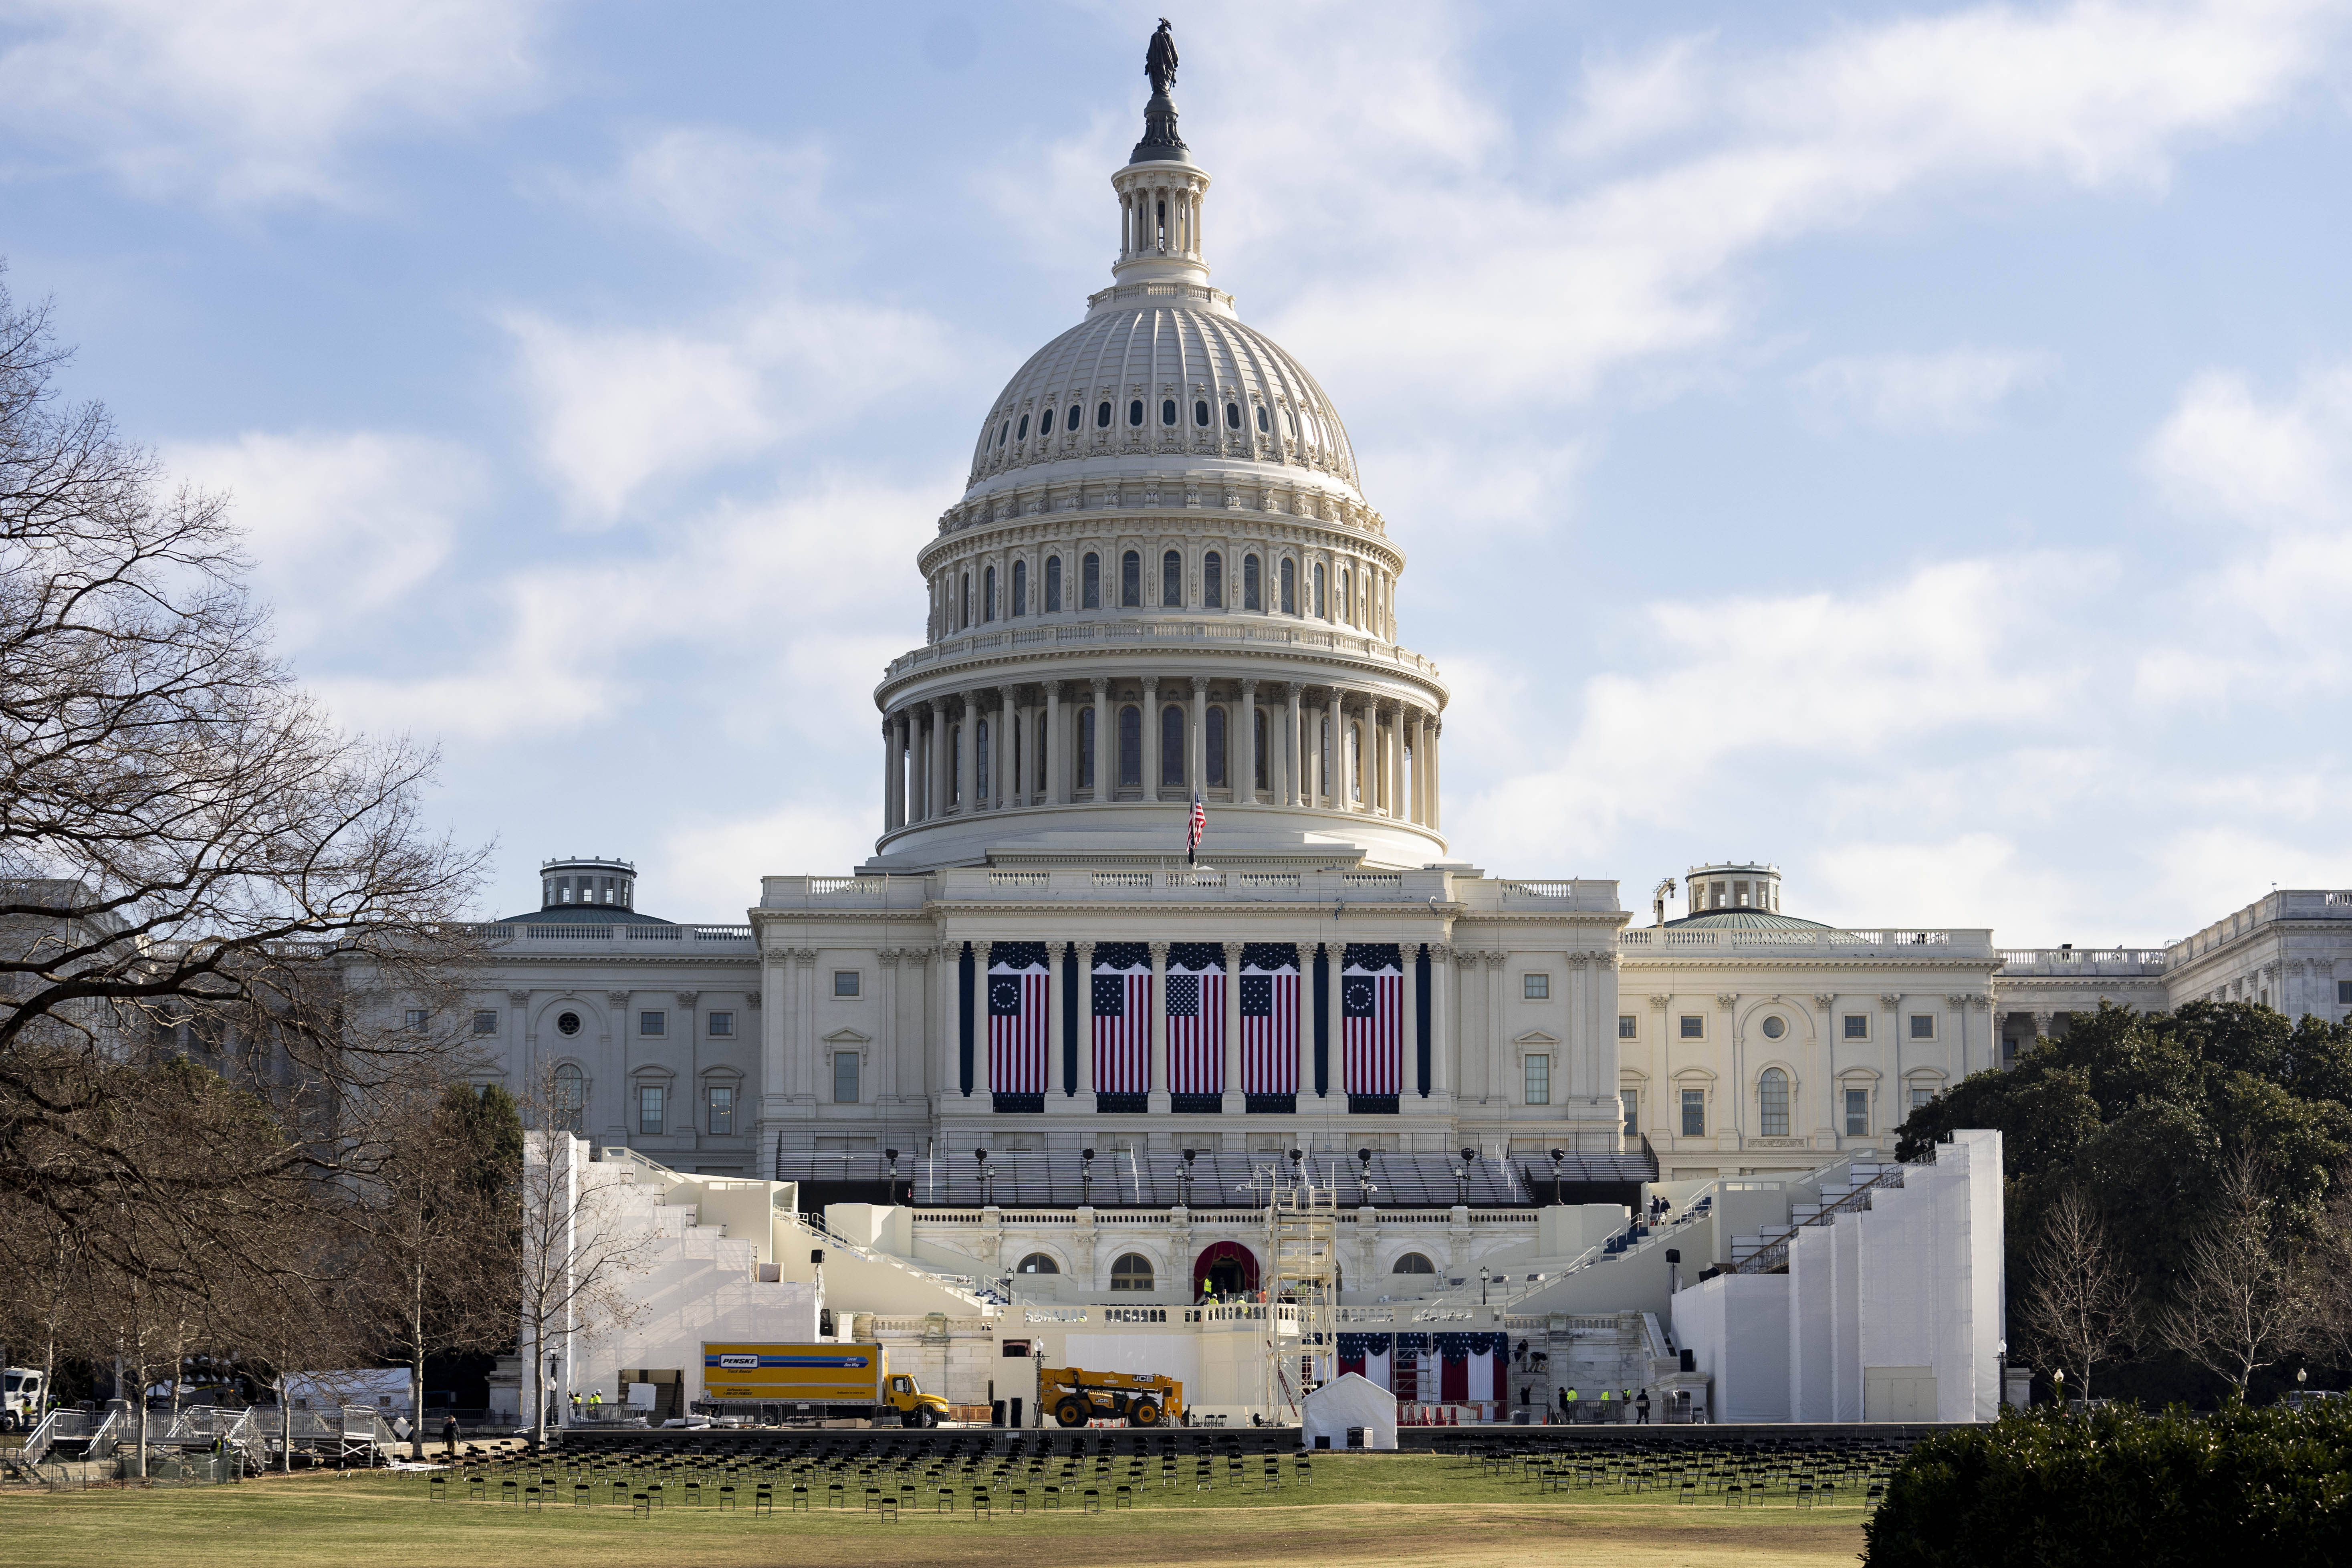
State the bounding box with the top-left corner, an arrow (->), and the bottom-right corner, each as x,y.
5,0 -> 2349,942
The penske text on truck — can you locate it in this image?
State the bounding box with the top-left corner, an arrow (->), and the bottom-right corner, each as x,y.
700,1342 -> 952,1426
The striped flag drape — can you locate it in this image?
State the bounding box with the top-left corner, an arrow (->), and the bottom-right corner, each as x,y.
1165,959 -> 1224,1095
1342,944 -> 1402,1097
1238,948 -> 1298,1096
1091,948 -> 1151,1096
987,952 -> 1049,1096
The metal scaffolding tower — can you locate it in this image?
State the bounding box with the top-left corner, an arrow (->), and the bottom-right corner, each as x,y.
1263,1158 -> 1340,1421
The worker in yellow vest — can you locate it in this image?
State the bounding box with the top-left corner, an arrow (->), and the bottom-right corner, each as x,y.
1600,1387 -> 1614,1422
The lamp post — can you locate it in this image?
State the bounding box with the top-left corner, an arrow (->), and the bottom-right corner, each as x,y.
886,1147 -> 901,1205
2296,1366 -> 2308,1409
1479,1265 -> 1490,1307
1356,1147 -> 1376,1203
1549,1147 -> 1565,1207
2052,1368 -> 2065,1410
1080,1146 -> 1095,1205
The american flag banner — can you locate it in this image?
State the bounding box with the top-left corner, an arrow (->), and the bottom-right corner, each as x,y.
1091,941 -> 1151,1099
1341,942 -> 1402,1099
1186,788 -> 1205,862
987,942 -> 1051,1098
1237,942 -> 1299,1097
1164,942 -> 1225,1097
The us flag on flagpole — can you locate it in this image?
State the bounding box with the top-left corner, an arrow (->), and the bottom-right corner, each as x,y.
1238,944 -> 1298,1096
1341,944 -> 1402,1097
987,949 -> 1049,1096
1186,788 -> 1205,862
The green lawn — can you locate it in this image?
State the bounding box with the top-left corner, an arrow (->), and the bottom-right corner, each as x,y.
0,1454 -> 1870,1568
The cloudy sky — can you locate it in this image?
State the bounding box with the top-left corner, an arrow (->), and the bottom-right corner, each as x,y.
5,0 -> 2348,942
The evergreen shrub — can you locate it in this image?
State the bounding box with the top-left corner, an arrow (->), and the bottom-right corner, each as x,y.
1864,1403 -> 2351,1566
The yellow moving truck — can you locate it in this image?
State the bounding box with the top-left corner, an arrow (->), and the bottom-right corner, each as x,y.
700,1342 -> 953,1427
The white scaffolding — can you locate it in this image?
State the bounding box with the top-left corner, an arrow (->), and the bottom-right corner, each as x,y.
1262,1162 -> 1339,1422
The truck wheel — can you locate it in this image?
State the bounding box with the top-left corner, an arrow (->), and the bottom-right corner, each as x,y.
918,1408 -> 937,1428
1055,1398 -> 1089,1429
1129,1400 -> 1160,1427
900,1409 -> 920,1429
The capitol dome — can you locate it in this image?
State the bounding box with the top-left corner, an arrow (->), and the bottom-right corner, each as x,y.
867,58 -> 1449,874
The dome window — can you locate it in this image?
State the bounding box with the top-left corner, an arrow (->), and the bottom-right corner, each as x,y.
1206,704 -> 1227,786
1066,404 -> 1082,432
1017,414 -> 1030,441
1193,399 -> 1210,427
1096,400 -> 1112,428
1224,401 -> 1240,429
1160,704 -> 1184,785
1045,555 -> 1063,612
1082,552 -> 1101,609
1243,554 -> 1261,611
1161,549 -> 1182,607
1256,405 -> 1270,433
983,565 -> 996,623
1203,551 -> 1222,608
1118,706 -> 1142,787
1011,559 -> 1027,617
1120,550 -> 1141,608
1130,400 -> 1144,427
1161,399 -> 1177,426
996,420 -> 1009,447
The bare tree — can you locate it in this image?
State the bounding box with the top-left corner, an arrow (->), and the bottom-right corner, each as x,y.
2018,1185 -> 2138,1403
355,1074 -> 521,1459
0,265 -> 488,1252
2156,1153 -> 2315,1400
512,1063 -> 653,1451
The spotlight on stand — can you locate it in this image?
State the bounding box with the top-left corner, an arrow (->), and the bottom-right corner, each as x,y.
1549,1147 -> 1565,1207
1355,1147 -> 1376,1202
1080,1146 -> 1095,1203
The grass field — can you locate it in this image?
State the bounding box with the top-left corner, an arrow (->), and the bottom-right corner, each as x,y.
0,1454 -> 1870,1568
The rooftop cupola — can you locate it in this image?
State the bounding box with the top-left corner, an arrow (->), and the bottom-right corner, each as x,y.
1111,21 -> 1210,288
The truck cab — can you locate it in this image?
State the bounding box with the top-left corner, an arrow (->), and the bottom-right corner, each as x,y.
2,1368 -> 45,1433
879,1371 -> 953,1429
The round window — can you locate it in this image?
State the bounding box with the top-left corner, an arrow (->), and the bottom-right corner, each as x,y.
1761,1015 -> 1785,1039
557,1011 -> 582,1037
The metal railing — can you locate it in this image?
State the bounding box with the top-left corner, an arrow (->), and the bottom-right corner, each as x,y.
1723,1152 -> 1928,1275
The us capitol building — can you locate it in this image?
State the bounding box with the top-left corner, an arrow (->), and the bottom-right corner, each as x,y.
453,57 -> 2352,1239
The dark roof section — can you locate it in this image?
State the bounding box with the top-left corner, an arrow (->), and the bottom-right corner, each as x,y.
494,903 -> 673,926
1660,909 -> 1832,932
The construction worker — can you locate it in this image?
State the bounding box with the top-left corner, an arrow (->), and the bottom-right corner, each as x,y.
1562,1386 -> 1578,1423
1600,1387 -> 1613,1421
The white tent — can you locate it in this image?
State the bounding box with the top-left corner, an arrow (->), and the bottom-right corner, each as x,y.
1302,1372 -> 1398,1451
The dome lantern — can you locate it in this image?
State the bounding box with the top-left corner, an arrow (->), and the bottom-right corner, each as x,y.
1112,34 -> 1210,289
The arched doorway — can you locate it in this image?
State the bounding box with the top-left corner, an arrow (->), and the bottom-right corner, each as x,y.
1191,1241 -> 1258,1298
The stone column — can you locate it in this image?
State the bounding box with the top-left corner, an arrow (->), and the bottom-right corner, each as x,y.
1430,946 -> 1454,1101
882,716 -> 901,832
1222,940 -> 1243,1111
1076,941 -> 1096,1097
928,698 -> 948,822
1190,675 -> 1209,795
1296,942 -> 1315,1100
1237,678 -> 1259,803
998,686 -> 1017,809
1427,720 -> 1442,831
1325,688 -> 1344,808
936,942 -> 959,1107
760,952 -> 789,1125
1090,677 -> 1110,801
1141,674 -> 1162,799
878,950 -> 902,1104
1485,953 -> 1506,1105
1148,940 -> 1170,1112
1046,680 -> 1067,805
1400,944 -> 1418,1094
973,942 -> 993,1098
1389,702 -> 1406,820
1409,710 -> 1427,825
955,692 -> 976,814
1284,683 -> 1303,806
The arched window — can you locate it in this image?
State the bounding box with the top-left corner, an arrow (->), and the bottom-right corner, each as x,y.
1096,400 -> 1111,428
960,573 -> 970,630
996,420 -> 1009,447
1078,706 -> 1096,790
1160,704 -> 1184,786
1016,413 -> 1030,441
1193,399 -> 1210,427
1129,399 -> 1144,426
976,718 -> 990,794
553,1063 -> 585,1132
1045,555 -> 1062,612
1011,559 -> 1027,617
1161,549 -> 1182,606
1118,705 -> 1142,787
1339,568 -> 1350,623
1313,563 -> 1327,618
1349,723 -> 1362,801
1018,1253 -> 1060,1274
1392,1252 -> 1436,1275
1280,558 -> 1296,614
1253,708 -> 1268,790
1110,1253 -> 1155,1292
1225,400 -> 1241,428
1066,404 -> 1081,432
1082,552 -> 1101,609
1161,398 -> 1177,426
1760,1068 -> 1791,1138
1121,551 -> 1142,607
1256,405 -> 1270,433
983,565 -> 996,622
1243,553 -> 1261,611
1204,551 -> 1222,608
1206,705 -> 1226,787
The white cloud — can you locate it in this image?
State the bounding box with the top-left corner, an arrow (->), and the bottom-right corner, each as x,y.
657,800 -> 874,918
2146,364 -> 2352,528
0,0 -> 554,204
593,127 -> 833,255
1794,348 -> 2057,433
159,430 -> 482,649
1808,832 -> 2086,935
